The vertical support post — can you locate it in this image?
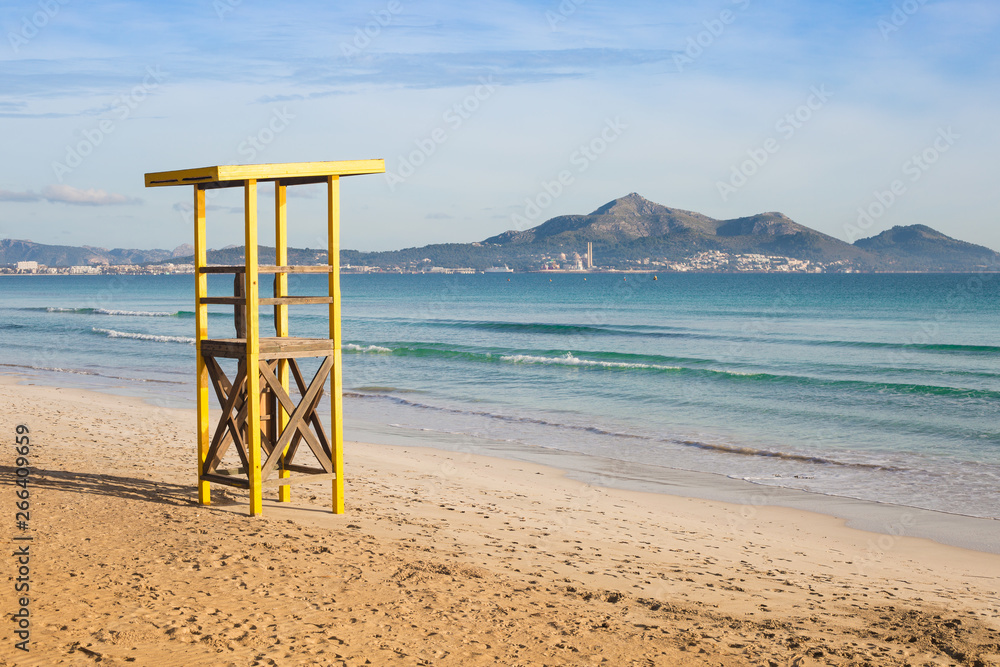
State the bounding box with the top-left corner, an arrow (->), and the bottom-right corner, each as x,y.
194,185 -> 210,506
275,181 -> 291,502
327,175 -> 345,514
244,179 -> 262,516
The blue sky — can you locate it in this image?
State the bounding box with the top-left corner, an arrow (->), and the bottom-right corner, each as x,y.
1,0 -> 998,252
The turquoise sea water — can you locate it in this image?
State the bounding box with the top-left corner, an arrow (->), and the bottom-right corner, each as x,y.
2,272 -> 999,519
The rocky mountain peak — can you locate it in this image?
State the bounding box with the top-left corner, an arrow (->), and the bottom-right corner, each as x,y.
590,193 -> 663,218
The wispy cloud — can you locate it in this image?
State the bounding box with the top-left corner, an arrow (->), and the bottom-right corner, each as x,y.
254,91 -> 345,104
0,185 -> 141,206
294,48 -> 679,91
0,189 -> 40,202
2,48 -> 676,110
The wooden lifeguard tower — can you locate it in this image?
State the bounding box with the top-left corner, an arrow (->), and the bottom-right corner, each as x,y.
144,160 -> 385,516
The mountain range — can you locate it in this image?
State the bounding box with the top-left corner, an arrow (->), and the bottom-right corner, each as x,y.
3,194 -> 998,271
0,239 -> 193,267
344,193 -> 999,271
479,193 -> 999,270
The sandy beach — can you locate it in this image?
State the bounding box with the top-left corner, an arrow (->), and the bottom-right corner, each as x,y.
2,376 -> 999,666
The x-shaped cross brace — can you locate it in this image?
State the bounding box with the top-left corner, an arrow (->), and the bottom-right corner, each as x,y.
201,355 -> 333,482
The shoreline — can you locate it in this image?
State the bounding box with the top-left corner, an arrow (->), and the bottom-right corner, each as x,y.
347,417 -> 1000,555
5,367 -> 999,555
7,269 -> 1000,276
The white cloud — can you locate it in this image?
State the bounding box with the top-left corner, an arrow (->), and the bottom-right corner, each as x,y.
0,189 -> 42,202
0,186 -> 140,206
40,185 -> 140,206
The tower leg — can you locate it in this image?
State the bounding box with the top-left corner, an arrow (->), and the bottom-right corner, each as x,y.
275,181 -> 292,503
328,175 -> 345,514
244,179 -> 263,516
194,185 -> 211,506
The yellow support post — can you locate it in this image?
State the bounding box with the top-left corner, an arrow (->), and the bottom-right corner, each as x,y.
275,181 -> 291,503
194,186 -> 210,506
328,175 -> 345,514
244,179 -> 262,516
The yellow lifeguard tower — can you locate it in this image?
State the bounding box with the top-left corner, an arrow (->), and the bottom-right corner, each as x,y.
144,160 -> 385,516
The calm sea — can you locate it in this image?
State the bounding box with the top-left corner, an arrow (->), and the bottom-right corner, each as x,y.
2,272 -> 999,520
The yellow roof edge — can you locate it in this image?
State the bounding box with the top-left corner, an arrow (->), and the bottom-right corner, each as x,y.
144,159 -> 385,187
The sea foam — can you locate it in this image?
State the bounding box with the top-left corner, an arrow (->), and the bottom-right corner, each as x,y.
92,328 -> 195,344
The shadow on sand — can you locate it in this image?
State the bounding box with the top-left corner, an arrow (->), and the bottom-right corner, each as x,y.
1,465 -> 205,507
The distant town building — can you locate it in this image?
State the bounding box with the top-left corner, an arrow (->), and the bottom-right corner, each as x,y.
425,266 -> 475,274
15,261 -> 38,272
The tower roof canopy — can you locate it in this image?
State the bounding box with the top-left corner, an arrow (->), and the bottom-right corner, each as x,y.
145,160 -> 385,189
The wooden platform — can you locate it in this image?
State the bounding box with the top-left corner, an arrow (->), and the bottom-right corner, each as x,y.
201,338 -> 335,359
